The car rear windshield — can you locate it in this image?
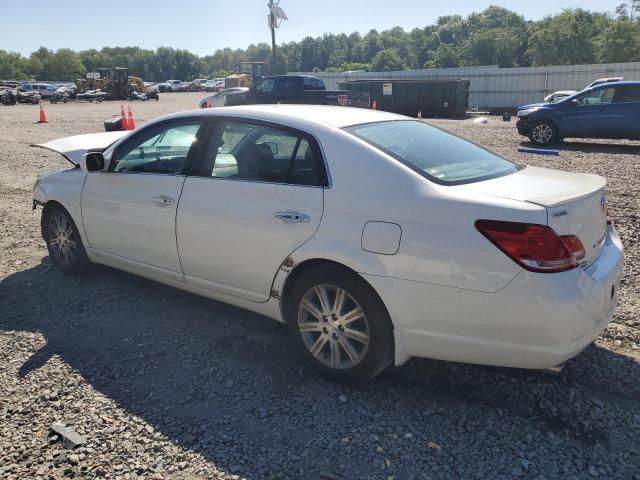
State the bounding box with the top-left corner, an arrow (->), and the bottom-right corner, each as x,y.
345,120 -> 522,185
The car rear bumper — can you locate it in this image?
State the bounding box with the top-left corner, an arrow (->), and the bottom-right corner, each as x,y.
364,225 -> 624,369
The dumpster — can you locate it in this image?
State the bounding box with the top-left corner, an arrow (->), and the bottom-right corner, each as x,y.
338,79 -> 469,118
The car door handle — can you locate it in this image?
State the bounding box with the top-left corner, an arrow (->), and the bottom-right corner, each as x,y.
152,196 -> 175,206
274,211 -> 310,223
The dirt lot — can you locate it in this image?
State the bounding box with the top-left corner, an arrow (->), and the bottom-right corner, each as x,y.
1,94 -> 639,480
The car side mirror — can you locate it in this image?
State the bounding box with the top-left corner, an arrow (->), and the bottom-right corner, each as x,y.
570,99 -> 579,106
82,152 -> 105,172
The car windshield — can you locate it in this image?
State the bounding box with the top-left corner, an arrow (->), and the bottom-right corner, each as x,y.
345,120 -> 522,185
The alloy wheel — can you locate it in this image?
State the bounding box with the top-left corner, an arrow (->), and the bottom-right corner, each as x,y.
47,213 -> 77,267
297,284 -> 370,369
532,124 -> 553,144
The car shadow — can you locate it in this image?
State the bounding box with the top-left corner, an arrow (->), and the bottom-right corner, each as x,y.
519,139 -> 640,155
2,259 -> 640,479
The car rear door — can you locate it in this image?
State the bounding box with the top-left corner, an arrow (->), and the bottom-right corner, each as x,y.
81,117 -> 206,274
176,117 -> 326,302
275,77 -> 301,103
611,85 -> 640,138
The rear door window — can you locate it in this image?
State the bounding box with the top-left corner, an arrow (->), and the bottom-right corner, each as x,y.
345,120 -> 521,186
276,77 -> 299,96
613,86 -> 640,103
199,120 -> 326,186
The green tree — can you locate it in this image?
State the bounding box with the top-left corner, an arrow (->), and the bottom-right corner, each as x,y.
371,49 -> 404,71
0,50 -> 30,79
526,9 -> 611,65
462,27 -> 525,67
596,19 -> 640,62
426,44 -> 460,68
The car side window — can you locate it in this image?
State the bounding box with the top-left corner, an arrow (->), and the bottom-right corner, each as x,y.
576,88 -> 615,105
613,86 -> 640,103
277,78 -> 298,96
111,121 -> 202,174
200,120 -> 325,186
255,79 -> 275,93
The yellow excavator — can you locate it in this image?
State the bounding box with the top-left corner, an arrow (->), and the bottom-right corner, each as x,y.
75,67 -> 146,100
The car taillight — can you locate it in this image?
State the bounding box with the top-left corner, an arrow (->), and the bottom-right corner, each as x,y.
475,220 -> 585,273
337,94 -> 348,106
605,206 -> 613,225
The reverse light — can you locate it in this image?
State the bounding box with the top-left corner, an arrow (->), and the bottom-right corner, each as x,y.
475,220 -> 585,273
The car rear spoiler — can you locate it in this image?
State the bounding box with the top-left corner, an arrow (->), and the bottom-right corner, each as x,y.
31,131 -> 129,166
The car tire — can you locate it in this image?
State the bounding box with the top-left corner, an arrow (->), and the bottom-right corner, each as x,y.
286,264 -> 394,384
529,121 -> 558,145
43,205 -> 91,274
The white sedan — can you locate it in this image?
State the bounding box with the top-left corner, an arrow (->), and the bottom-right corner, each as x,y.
199,87 -> 249,108
32,105 -> 623,383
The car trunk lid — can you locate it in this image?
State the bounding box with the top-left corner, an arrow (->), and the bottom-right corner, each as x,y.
31,131 -> 128,165
452,166 -> 608,266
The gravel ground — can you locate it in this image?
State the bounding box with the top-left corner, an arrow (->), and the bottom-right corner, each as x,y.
1,95 -> 639,480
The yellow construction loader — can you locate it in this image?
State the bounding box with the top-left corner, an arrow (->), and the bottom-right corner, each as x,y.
75,67 -> 146,100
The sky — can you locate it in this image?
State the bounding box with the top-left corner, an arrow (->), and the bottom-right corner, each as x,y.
2,0 -> 624,57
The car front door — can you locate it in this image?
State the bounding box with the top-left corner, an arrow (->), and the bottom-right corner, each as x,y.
81,118 -> 206,274
176,118 -> 326,302
249,78 -> 276,104
558,87 -> 615,137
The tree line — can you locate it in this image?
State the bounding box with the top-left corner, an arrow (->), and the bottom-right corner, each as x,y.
1,5 -> 639,82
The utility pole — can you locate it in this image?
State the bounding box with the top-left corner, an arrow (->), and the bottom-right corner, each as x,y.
267,1 -> 287,74
269,0 -> 277,73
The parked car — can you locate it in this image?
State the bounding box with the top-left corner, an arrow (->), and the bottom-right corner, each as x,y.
32,105 -> 623,384
224,75 -> 370,108
144,82 -> 159,93
518,81 -> 640,145
542,78 -> 625,103
204,79 -> 225,92
0,87 -> 17,105
188,79 -> 208,91
20,82 -> 57,99
544,90 -> 577,103
0,80 -> 21,89
199,87 -> 249,108
587,77 -> 624,88
16,89 -> 41,104
158,80 -> 186,92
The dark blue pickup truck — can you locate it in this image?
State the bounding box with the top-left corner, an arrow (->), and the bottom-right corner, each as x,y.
225,75 -> 370,109
517,81 -> 640,145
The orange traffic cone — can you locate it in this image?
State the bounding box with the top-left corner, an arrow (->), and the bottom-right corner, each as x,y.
127,105 -> 135,130
372,100 -> 377,110
120,104 -> 129,130
38,100 -> 48,123
417,110 -> 422,120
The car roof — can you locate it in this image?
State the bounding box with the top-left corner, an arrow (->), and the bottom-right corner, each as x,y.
167,105 -> 406,129
591,80 -> 640,89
